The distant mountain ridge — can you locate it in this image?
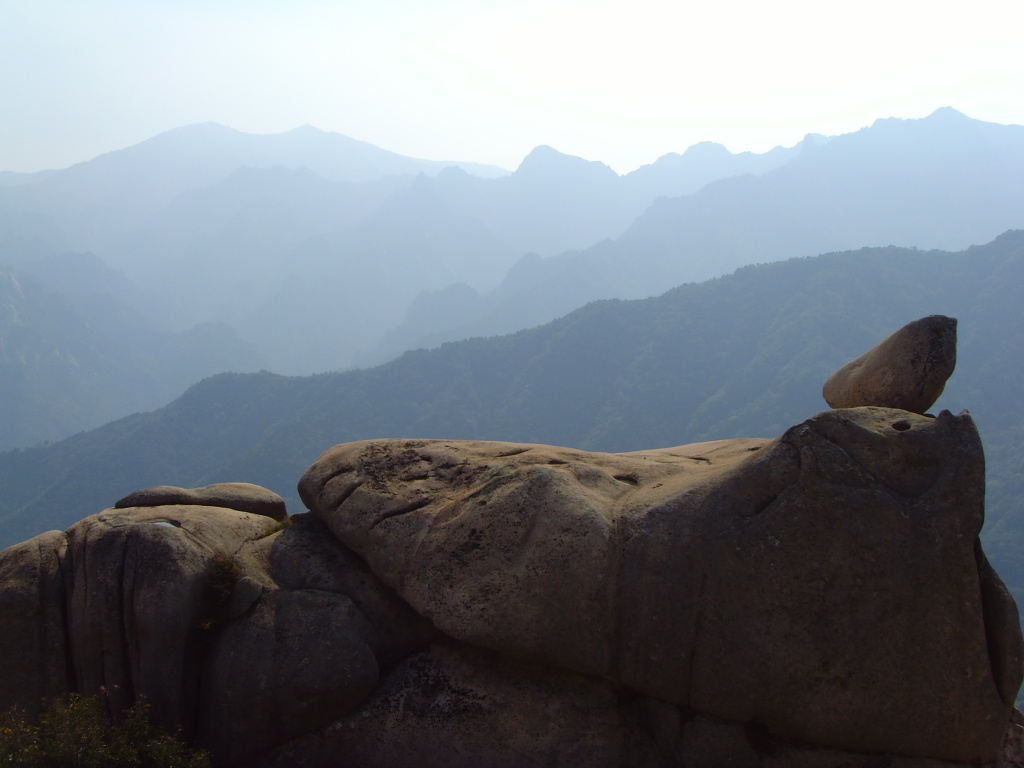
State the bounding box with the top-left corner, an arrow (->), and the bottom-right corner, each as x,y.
1,119 -> 805,376
369,108 -> 1024,364
0,122 -> 509,259
0,119 -> 806,448
2,109 -> 1023,449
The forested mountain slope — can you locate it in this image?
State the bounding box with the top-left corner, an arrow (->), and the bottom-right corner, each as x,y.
0,258 -> 263,449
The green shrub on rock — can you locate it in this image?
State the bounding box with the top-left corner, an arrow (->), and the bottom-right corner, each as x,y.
0,692 -> 208,768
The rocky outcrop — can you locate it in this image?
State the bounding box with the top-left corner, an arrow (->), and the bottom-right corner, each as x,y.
823,314 -> 957,413
10,503 -> 435,767
297,408 -> 1019,764
266,640 -> 1024,768
0,318 -> 1020,767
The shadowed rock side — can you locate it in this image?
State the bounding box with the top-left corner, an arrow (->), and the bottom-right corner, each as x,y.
0,530 -> 70,715
0,408 -> 1021,767
0,504 -> 436,767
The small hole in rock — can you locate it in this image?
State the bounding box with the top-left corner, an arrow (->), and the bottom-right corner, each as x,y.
892,420 -> 912,432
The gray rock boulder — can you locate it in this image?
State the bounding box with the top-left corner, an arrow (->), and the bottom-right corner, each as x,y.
197,513 -> 437,765
199,588 -> 381,766
822,314 -> 957,413
0,480 -> 438,762
256,641 -> 676,768
62,504 -> 281,734
115,482 -> 288,521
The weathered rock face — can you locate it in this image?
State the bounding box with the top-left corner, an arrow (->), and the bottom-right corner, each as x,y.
260,641 -> 671,768
298,408 -> 1020,764
823,314 -> 957,413
0,501 -> 435,766
0,406 -> 1020,767
262,640 -> 1024,768
197,515 -> 435,766
62,505 -> 283,733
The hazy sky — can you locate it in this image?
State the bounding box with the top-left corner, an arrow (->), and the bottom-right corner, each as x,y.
2,0 -> 1022,174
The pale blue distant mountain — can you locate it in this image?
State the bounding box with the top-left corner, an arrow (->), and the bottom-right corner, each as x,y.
370,108 -> 1024,364
3,109 -> 1021,444
0,208 -> 70,265
0,122 -> 508,256
0,122 -> 802,442
0,169 -> 57,187
54,130 -> 796,373
623,138 -> 812,199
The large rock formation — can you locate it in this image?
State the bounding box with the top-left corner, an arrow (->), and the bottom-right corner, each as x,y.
0,317 -> 1021,767
296,408 -> 1019,765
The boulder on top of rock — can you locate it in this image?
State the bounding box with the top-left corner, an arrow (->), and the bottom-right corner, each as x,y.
822,315 -> 957,413
115,482 -> 288,521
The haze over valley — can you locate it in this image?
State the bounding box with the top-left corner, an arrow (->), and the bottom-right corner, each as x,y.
2,108 -> 1024,453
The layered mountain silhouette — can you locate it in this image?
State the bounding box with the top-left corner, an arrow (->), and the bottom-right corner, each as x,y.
0,123 -> 506,257
370,108 -> 1024,364
2,232 -> 1022,610
2,109 -> 1023,450
0,121 -> 808,448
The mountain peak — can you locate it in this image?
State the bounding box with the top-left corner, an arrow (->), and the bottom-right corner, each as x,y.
926,106 -> 968,121
513,146 -> 618,182
681,141 -> 732,159
868,107 -> 972,134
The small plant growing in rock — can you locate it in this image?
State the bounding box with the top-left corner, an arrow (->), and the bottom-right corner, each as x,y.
0,692 -> 209,767
199,553 -> 242,632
